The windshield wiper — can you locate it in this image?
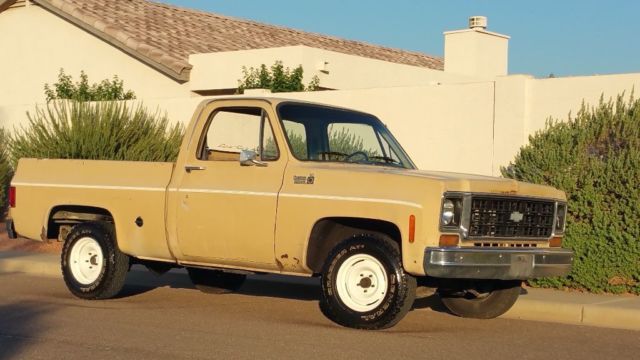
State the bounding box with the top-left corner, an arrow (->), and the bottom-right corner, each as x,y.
317,151 -> 348,160
369,155 -> 400,164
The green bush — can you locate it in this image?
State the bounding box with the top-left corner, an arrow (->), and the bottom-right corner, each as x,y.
502,94 -> 640,294
0,128 -> 13,218
10,101 -> 184,163
237,61 -> 320,94
44,69 -> 136,102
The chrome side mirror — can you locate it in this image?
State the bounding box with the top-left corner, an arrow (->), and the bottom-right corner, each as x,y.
240,149 -> 267,167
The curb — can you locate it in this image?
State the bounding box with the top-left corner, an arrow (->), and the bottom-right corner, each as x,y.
1,251 -> 639,331
503,295 -> 640,331
0,251 -> 60,278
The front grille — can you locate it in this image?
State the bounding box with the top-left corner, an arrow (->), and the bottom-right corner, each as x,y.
473,242 -> 539,248
469,197 -> 554,238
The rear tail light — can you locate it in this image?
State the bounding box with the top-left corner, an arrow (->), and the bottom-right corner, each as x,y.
9,186 -> 16,208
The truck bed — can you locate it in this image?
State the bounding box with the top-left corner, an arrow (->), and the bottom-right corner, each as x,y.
10,158 -> 175,260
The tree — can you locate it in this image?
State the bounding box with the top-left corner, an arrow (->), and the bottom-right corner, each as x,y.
502,94 -> 640,294
44,69 -> 136,102
237,61 -> 320,94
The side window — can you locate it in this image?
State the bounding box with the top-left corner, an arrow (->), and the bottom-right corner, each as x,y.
282,120 -> 308,159
202,107 -> 279,161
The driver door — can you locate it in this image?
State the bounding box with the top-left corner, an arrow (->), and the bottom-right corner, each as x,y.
174,101 -> 285,269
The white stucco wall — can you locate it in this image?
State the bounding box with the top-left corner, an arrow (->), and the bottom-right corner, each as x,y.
189,46 -> 472,92
527,73 -> 640,134
3,72 -> 640,176
132,72 -> 640,176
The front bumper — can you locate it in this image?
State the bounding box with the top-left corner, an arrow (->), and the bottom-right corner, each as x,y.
424,247 -> 573,280
5,218 -> 17,239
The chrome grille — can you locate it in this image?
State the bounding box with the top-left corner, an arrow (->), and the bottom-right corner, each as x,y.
469,197 -> 554,238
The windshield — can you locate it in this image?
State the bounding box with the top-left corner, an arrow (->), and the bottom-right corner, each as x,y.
277,103 -> 415,169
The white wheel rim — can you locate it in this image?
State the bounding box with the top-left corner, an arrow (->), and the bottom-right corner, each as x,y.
335,254 -> 389,312
69,237 -> 104,285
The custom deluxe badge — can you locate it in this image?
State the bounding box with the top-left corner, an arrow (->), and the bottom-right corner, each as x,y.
294,174 -> 315,184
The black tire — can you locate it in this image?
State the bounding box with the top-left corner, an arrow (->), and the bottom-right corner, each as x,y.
319,235 -> 417,330
438,279 -> 522,319
187,267 -> 247,294
61,222 -> 130,300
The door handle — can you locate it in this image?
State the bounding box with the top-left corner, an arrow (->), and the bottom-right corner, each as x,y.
185,165 -> 206,173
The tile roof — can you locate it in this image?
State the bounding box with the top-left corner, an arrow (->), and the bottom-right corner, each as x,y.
4,0 -> 444,81
0,0 -> 18,12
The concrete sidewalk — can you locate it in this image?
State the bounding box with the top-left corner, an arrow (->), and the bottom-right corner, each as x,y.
1,250 -> 639,331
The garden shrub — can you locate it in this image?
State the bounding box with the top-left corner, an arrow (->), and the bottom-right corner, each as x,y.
0,128 -> 12,218
44,69 -> 136,102
10,101 -> 184,163
237,61 -> 320,94
502,94 -> 640,294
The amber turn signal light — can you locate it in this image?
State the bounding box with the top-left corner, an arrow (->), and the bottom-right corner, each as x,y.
549,236 -> 563,247
439,234 -> 459,247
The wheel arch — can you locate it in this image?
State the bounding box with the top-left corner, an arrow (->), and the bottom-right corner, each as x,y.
46,205 -> 115,241
306,217 -> 402,274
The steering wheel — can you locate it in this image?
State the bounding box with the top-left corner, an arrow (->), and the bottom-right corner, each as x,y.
345,151 -> 369,162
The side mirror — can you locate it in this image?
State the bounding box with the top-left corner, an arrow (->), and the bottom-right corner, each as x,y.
240,149 -> 268,167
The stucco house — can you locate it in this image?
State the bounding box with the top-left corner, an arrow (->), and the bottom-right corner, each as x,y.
0,0 -> 459,100
1,0 -> 639,176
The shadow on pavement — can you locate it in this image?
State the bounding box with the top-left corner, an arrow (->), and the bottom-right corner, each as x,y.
115,268 -> 195,298
0,301 -> 54,359
412,292 -> 451,314
116,267 -> 322,302
118,268 -> 453,313
238,275 -> 321,301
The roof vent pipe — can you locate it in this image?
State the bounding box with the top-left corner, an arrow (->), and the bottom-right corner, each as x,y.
468,16 -> 488,30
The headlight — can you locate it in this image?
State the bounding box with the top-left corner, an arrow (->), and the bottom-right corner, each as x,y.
440,196 -> 463,228
555,203 -> 567,234
441,200 -> 455,225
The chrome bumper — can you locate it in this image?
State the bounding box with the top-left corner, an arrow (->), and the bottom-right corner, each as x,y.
424,247 -> 574,280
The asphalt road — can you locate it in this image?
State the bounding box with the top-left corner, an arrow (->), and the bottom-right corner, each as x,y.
0,270 -> 638,360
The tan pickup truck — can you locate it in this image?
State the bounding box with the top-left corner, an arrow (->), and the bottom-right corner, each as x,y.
6,97 -> 573,329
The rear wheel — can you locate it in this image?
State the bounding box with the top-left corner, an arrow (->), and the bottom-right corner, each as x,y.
61,222 -> 130,300
320,235 -> 416,330
438,279 -> 522,319
187,267 -> 246,294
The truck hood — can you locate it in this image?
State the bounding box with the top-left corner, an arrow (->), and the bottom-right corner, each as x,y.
393,168 -> 565,200
306,163 -> 566,201
410,169 -> 563,199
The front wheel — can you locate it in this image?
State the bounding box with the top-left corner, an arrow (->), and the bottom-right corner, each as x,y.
320,235 -> 416,330
61,222 -> 130,300
438,279 -> 522,319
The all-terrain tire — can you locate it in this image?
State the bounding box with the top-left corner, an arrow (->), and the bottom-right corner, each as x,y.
61,222 -> 130,300
438,280 -> 522,319
187,267 -> 247,294
319,235 -> 417,330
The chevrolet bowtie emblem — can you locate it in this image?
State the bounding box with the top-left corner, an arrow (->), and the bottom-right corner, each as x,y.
510,211 -> 524,223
